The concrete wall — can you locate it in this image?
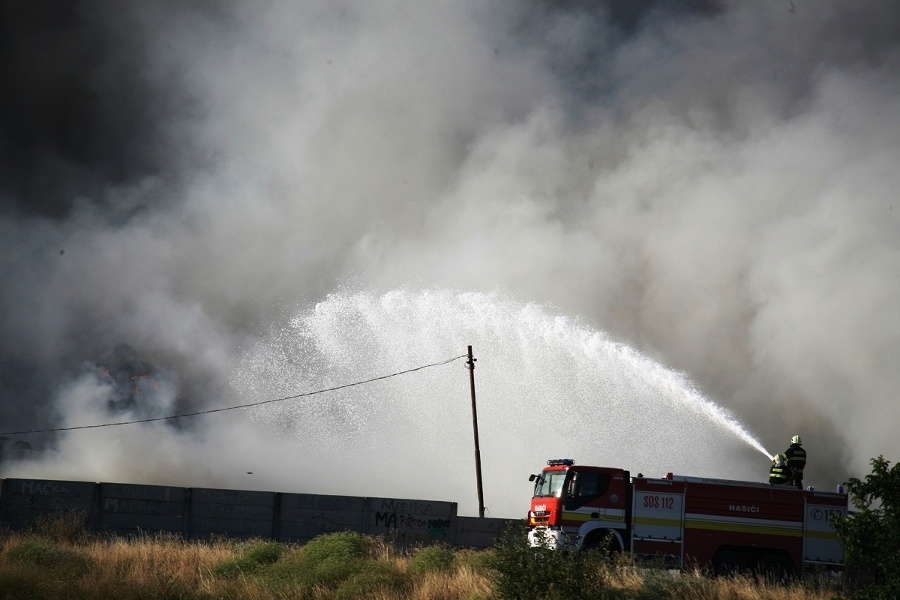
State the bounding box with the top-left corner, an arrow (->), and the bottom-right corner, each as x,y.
98,482 -> 186,537
0,478 -> 512,548
456,516 -> 516,548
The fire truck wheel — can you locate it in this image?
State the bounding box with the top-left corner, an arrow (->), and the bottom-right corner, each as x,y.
757,553 -> 795,581
712,549 -> 747,576
582,530 -> 620,556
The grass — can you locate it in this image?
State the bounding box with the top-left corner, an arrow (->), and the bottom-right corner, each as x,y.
0,514 -> 860,599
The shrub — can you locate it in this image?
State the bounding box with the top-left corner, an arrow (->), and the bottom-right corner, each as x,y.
335,560 -> 409,599
409,545 -> 456,576
6,538 -> 92,579
301,531 -> 369,564
456,548 -> 496,575
257,532 -> 372,592
211,540 -> 286,579
243,540 -> 286,565
302,554 -> 364,589
834,455 -> 900,599
488,524 -> 612,600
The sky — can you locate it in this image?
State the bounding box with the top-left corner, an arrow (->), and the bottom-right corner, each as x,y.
1,0 -> 899,517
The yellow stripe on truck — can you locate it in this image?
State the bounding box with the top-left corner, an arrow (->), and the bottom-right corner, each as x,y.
684,518 -> 802,538
562,511 -> 625,523
634,514 -> 810,539
633,516 -> 681,528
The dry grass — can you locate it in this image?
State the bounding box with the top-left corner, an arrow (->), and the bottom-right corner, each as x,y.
607,562 -> 842,600
408,567 -> 493,600
80,534 -> 234,596
0,525 -> 851,600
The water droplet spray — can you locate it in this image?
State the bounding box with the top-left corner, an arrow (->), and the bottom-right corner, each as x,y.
234,290 -> 773,516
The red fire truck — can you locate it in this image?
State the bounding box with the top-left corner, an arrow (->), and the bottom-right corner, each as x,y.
527,459 -> 847,575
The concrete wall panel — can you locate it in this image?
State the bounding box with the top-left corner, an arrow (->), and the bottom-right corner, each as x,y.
456,516 -> 518,548
280,493 -> 366,512
363,497 -> 457,545
98,513 -> 184,535
96,483 -> 186,535
100,483 -> 185,503
191,517 -> 274,538
0,478 -> 513,548
0,479 -> 96,528
277,493 -> 366,542
188,488 -> 276,539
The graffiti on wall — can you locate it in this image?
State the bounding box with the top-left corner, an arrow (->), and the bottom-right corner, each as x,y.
20,480 -> 72,496
1,478 -> 500,546
372,498 -> 452,541
9,480 -> 94,511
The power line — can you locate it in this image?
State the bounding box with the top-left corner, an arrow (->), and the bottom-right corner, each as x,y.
0,354 -> 468,436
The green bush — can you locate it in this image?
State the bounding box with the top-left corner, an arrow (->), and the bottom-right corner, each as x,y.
489,524 -> 612,600
834,455 -> 900,599
243,540 -> 286,564
456,548 -> 496,575
335,561 -> 409,599
301,531 -> 369,564
6,539 -> 91,579
408,545 -> 456,576
211,540 -> 287,579
302,555 -> 365,589
257,532 -> 371,592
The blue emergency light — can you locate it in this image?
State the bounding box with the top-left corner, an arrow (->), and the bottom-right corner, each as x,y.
547,459 -> 575,466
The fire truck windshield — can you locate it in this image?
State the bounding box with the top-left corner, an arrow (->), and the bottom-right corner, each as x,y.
533,471 -> 567,498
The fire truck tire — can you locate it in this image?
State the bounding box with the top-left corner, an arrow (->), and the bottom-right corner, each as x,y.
712,549 -> 748,576
582,530 -> 620,554
757,553 -> 795,580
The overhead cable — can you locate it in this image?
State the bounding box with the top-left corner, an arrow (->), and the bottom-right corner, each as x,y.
0,353 -> 468,435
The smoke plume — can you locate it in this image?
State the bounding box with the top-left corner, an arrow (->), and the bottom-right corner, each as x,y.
2,0 -> 898,516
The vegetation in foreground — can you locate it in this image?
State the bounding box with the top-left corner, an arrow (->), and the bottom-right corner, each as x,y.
832,455 -> 900,600
2,454 -> 897,599
0,511 -> 845,600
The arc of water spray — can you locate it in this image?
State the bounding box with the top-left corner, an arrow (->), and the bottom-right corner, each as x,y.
672,376 -> 772,459
719,416 -> 773,460
616,340 -> 773,460
233,289 -> 778,514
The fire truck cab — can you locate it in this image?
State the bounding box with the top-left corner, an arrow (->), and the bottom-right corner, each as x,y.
527,459 -> 847,576
527,459 -> 632,553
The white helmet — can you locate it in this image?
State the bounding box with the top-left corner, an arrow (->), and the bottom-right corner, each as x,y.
791,435 -> 802,445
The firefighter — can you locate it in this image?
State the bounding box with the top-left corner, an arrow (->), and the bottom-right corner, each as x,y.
769,454 -> 792,486
782,434 -> 806,490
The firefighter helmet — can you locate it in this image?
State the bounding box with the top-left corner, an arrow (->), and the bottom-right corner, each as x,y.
776,453 -> 786,466
791,435 -> 802,445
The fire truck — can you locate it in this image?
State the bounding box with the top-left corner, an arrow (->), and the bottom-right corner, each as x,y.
527,459 -> 847,576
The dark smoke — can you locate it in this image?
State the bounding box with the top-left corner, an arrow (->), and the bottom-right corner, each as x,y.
1,0 -> 898,514
2,1 -> 169,219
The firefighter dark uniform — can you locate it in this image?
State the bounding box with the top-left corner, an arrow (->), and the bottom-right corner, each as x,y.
783,435 -> 806,490
769,454 -> 792,486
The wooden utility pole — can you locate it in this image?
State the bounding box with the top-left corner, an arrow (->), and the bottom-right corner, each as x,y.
466,345 -> 486,518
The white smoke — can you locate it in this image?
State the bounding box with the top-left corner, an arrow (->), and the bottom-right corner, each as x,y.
2,0 -> 899,515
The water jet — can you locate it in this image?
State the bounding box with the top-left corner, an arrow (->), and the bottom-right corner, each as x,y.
233,289 -> 771,517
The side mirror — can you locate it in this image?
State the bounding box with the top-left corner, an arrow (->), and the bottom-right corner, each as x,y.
529,474 -> 537,482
